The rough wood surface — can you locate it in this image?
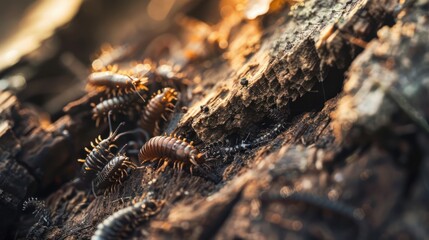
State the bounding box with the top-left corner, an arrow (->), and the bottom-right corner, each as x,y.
0,0 -> 428,239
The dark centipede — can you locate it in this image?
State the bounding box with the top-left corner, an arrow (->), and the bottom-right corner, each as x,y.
139,135 -> 221,183
78,122 -> 124,182
91,199 -> 161,240
22,197 -> 51,225
139,88 -> 178,136
91,90 -> 147,126
77,109 -> 142,184
92,149 -> 137,195
212,122 -> 287,156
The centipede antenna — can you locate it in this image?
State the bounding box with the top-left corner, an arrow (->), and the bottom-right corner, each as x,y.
117,144 -> 128,154
92,182 -> 98,198
114,128 -> 150,141
128,75 -> 146,102
111,122 -> 126,139
107,110 -> 114,134
244,133 -> 251,142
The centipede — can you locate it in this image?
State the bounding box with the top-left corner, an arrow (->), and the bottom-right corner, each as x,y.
22,197 -> 51,225
139,88 -> 178,136
87,68 -> 149,96
91,199 -> 161,240
216,122 -> 287,155
139,135 -> 221,183
91,90 -> 147,126
92,147 -> 137,195
78,112 -> 131,183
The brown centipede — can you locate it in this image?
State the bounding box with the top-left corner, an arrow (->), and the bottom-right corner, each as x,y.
91,90 -> 147,127
138,135 -> 221,183
91,198 -> 161,240
139,88 -> 178,136
92,147 -> 137,196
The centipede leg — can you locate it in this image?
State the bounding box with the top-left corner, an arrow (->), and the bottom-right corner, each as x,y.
107,110 -> 114,134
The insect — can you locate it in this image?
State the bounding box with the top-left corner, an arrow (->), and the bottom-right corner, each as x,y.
139,88 -> 178,136
78,112 -> 132,183
91,199 -> 161,240
139,135 -> 221,183
87,69 -> 149,96
92,146 -> 137,196
91,90 -> 147,126
22,197 -> 51,226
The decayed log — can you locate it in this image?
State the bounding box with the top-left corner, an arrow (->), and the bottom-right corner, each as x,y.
1,0 -> 428,239
0,90 -> 103,237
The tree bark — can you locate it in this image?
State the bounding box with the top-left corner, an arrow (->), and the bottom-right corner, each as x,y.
1,0 -> 428,239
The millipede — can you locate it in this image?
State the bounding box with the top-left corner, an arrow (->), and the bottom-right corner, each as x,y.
91,199 -> 161,240
139,88 -> 178,136
91,90 -> 147,126
92,147 -> 137,196
139,135 -> 221,183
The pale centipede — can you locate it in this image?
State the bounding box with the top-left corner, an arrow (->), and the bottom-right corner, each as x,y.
139,88 -> 177,136
91,199 -> 161,240
87,69 -> 149,96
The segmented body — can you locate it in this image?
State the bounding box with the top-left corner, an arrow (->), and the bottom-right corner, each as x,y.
91,199 -> 161,240
78,123 -> 124,182
91,90 -> 146,126
139,88 -> 177,136
22,197 -> 51,225
220,122 -> 287,155
139,135 -> 202,171
92,153 -> 137,194
139,135 -> 221,183
87,71 -> 148,95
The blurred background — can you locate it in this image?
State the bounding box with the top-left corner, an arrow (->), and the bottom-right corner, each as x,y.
0,0 -> 206,118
